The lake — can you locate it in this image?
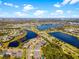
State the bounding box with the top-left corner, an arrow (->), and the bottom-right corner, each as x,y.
37,24 -> 63,30
49,32 -> 79,48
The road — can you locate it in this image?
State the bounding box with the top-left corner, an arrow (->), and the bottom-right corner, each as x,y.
34,40 -> 46,59
26,38 -> 46,59
24,27 -> 79,59
31,27 -> 79,59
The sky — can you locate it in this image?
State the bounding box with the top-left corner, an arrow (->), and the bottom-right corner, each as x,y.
0,0 -> 79,18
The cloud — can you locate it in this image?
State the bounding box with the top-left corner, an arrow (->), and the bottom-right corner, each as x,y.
4,3 -> 13,7
61,0 -> 79,5
54,3 -> 61,8
70,0 -> 79,4
54,0 -> 70,7
61,0 -> 71,5
50,13 -> 65,18
34,10 -> 47,17
50,10 -> 64,18
15,12 -> 27,17
67,10 -> 72,14
14,5 -> 19,8
69,15 -> 79,18
51,10 -> 64,16
23,4 -> 34,11
56,10 -> 64,14
4,2 -> 19,8
0,12 -> 11,17
54,0 -> 79,7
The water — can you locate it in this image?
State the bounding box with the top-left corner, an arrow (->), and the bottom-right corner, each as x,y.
8,30 -> 37,47
49,32 -> 79,48
37,24 -> 63,30
20,30 -> 38,42
26,30 -> 38,40
8,41 -> 19,47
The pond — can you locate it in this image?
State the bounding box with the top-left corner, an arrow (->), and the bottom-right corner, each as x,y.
8,41 -> 19,47
20,30 -> 38,42
8,30 -> 38,47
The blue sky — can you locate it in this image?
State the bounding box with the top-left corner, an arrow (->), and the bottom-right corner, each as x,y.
0,0 -> 79,18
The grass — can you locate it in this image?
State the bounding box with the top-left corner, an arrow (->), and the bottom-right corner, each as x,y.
41,44 -> 68,59
41,36 -> 75,59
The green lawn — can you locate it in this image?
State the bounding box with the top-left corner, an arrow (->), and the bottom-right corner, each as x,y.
41,44 -> 74,59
